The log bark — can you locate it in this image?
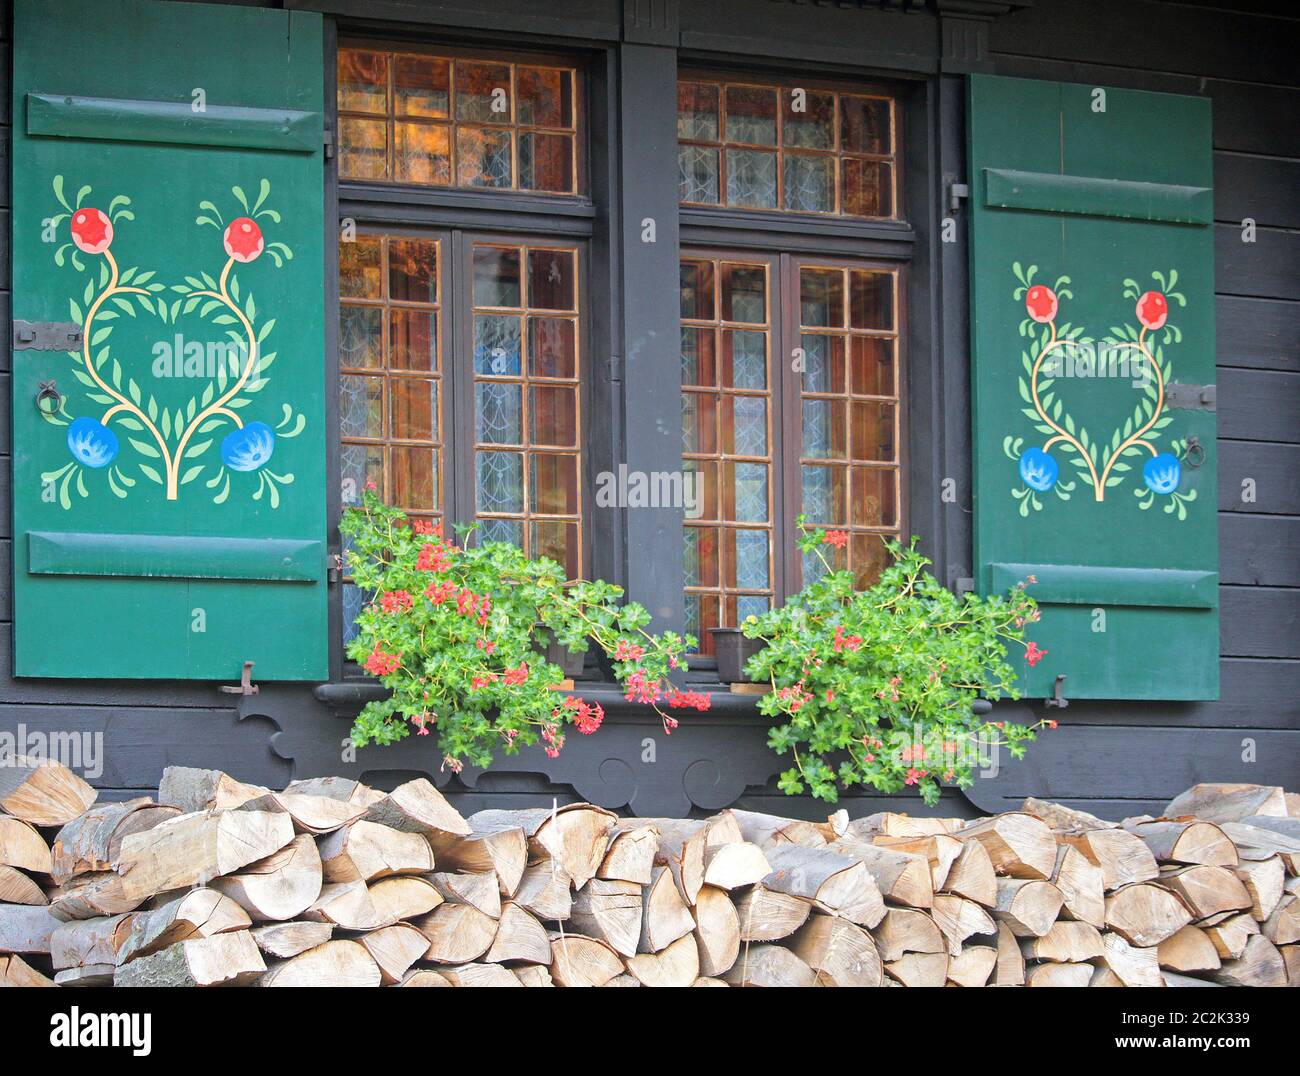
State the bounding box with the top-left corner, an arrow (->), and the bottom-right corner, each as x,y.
1165,783 -> 1288,823
48,871 -> 144,920
116,889 -> 250,965
720,809 -> 826,850
157,767 -> 267,813
284,776 -> 386,808
50,799 -> 178,885
1127,820 -> 1238,866
828,839 -> 932,909
362,779 -> 472,839
114,930 -> 265,987
0,758 -> 96,825
598,824 -> 660,885
427,820 -> 528,897
429,871 -> 502,919
50,913 -> 135,969
873,834 -> 963,891
238,792 -> 368,835
1205,913 -> 1259,961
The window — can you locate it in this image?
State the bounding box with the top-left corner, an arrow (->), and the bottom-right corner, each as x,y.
338,48 -> 580,194
681,255 -> 903,652
678,78 -> 896,218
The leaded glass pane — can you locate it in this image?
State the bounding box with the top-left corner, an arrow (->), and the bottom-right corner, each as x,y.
389,310 -> 437,372
473,247 -> 522,307
478,516 -> 523,547
340,444 -> 383,505
732,463 -> 768,523
338,50 -> 387,114
732,529 -> 770,590
394,54 -> 450,118
456,62 -> 512,123
340,375 -> 383,439
723,330 -> 766,390
476,451 -> 524,514
474,314 -> 522,375
457,127 -> 513,189
678,82 -> 719,141
517,67 -> 572,127
724,86 -> 777,145
678,145 -> 720,204
390,378 -> 438,442
394,123 -> 451,185
783,153 -> 834,213
729,396 -> 768,458
726,149 -> 777,209
782,90 -> 834,149
339,307 -> 382,370
519,132 -> 573,193
681,327 -> 716,387
476,382 -> 522,445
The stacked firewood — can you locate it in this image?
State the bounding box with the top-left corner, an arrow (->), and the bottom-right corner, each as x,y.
1,760 -> 1296,987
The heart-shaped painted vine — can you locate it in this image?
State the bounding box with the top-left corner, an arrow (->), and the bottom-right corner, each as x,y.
1001,262 -> 1199,521
39,176 -> 307,509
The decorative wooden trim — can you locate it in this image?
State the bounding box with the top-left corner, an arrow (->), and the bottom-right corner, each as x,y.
983,168 -> 1214,226
27,531 -> 324,582
988,562 -> 1219,608
623,0 -> 679,46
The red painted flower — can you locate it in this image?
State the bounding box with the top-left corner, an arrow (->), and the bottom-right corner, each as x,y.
1024,285 -> 1058,323
1024,640 -> 1047,667
223,216 -> 265,263
70,208 -> 113,255
1135,290 -> 1168,331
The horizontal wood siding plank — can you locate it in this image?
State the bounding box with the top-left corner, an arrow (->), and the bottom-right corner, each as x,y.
1219,514 -> 1300,586
1216,296 -> 1300,373
1214,151 -> 1300,229
1217,368 -> 1300,443
1218,441 -> 1300,514
1220,585 -> 1300,657
1215,222 -> 1300,301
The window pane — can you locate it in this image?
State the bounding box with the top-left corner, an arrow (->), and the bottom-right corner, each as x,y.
678,145 -> 720,204
394,122 -> 451,185
341,444 -> 384,505
783,154 -> 834,213
850,336 -> 894,396
339,306 -> 382,370
391,446 -> 440,510
726,149 -> 777,209
339,50 -> 387,114
852,532 -> 891,588
801,333 -> 846,394
390,378 -> 439,441
681,328 -> 716,388
722,395 -> 768,457
721,264 -> 766,323
517,67 -> 572,128
394,55 -> 450,119
802,398 -> 848,459
851,468 -> 898,527
682,393 -> 717,455
850,401 -> 896,462
684,526 -> 720,587
530,317 -> 577,379
474,315 -> 522,375
721,330 -> 766,390
680,261 -> 716,320
479,516 -> 523,546
457,127 -> 512,188
729,462 -> 769,523
841,95 -> 891,155
782,90 -> 835,150
476,451 -> 524,513
528,249 -> 576,311
843,158 -> 892,218
340,375 -> 383,438
730,529 -> 770,590
388,239 -> 438,303
530,454 -> 579,515
849,270 -> 894,330
473,247 -> 522,308
678,82 -> 720,141
531,520 -> 580,578
339,237 -> 382,299
339,117 -> 387,180
725,86 -> 777,145
801,269 -> 844,327
519,132 -> 574,193
476,382 -> 523,444
801,463 -> 847,524
456,62 -> 512,123
531,385 -> 577,447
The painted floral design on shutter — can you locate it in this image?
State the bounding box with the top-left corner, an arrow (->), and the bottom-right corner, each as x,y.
39,176 -> 307,508
1002,262 -> 1199,520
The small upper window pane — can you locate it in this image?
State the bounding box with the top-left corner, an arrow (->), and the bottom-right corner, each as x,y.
338,48 -> 581,196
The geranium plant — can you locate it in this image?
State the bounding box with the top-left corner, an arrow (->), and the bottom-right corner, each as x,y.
744,518 -> 1054,806
341,488 -> 710,773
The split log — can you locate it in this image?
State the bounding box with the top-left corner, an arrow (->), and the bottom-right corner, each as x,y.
721,809 -> 826,850
48,872 -> 143,920
1020,920 -> 1102,963
569,878 -> 642,957
1282,945 -> 1299,985
515,965 -> 554,987
829,839 -> 932,909
640,865 -> 696,953
238,791 -> 368,835
1050,843 -> 1106,928
992,922 -> 1026,985
1158,925 -> 1223,973
693,976 -> 728,987
429,871 -> 502,919
369,876 -> 443,923
359,923 -> 429,984
598,824 -> 660,886
1164,971 -> 1224,987
362,778 -> 472,840
50,913 -> 135,969
1094,931 -> 1164,987
116,889 -> 250,965
401,968 -> 452,987
626,932 -> 699,987
260,940 -> 381,987
692,885 -> 740,977
885,952 -> 949,987
484,903 -> 551,965
1211,934 -> 1288,987
1263,894 -> 1300,945
941,838 -> 997,908
1060,828 -> 1159,890
157,766 -> 267,813
485,804 -> 616,891
871,908 -> 945,962
788,914 -> 883,987
1104,882 -> 1194,947
1165,783 -> 1287,823
317,819 -> 433,883
1235,856 -> 1284,921
1159,864 -> 1252,919
648,820 -> 709,906
994,879 -> 1064,938
734,884 -> 811,942
116,809 -> 295,900
114,930 -> 265,987
415,903 -> 497,964
0,815 -> 52,875
1220,820 -> 1300,874
702,841 -> 771,892
959,813 -> 1057,880
1022,798 -> 1115,833
0,864 -> 46,904
54,965 -> 115,986
0,953 -> 56,987
210,833 -> 323,921
762,844 -> 885,928
874,834 -> 963,891
0,758 -> 96,825
284,776 -> 386,808
427,819 -> 528,896
930,894 -> 996,955
513,863 -> 572,921
250,921 -> 334,960
1026,962 -> 1092,987
440,963 -> 523,987
854,813 -> 964,839
948,945 -> 997,987
723,943 -> 817,987
1204,913 -> 1259,961
548,933 -> 623,987
50,798 -> 178,885
305,881 -> 390,932
1127,819 -> 1238,866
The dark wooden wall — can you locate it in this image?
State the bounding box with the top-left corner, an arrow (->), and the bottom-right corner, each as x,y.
0,0 -> 1295,821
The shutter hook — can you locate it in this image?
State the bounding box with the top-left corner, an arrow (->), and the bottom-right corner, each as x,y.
1182,435 -> 1205,469
35,381 -> 62,416
219,660 -> 259,696
1045,673 -> 1069,709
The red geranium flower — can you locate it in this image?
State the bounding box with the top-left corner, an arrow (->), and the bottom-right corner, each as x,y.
1024,640 -> 1047,667
822,529 -> 849,550
1024,285 -> 1058,324
1135,290 -> 1168,331
223,216 -> 265,263
70,208 -> 113,255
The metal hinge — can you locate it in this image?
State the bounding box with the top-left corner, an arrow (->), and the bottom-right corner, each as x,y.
327,552 -> 344,584
1166,382 -> 1216,411
14,320 -> 83,351
607,355 -> 623,383
219,660 -> 259,696
323,128 -> 335,160
947,179 -> 970,214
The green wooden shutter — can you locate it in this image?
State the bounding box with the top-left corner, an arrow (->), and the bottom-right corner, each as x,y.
11,0 -> 327,680
968,75 -> 1218,701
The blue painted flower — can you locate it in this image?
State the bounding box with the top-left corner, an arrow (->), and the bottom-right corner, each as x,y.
67,417 -> 119,468
1018,447 -> 1059,492
1143,452 -> 1181,494
220,421 -> 275,472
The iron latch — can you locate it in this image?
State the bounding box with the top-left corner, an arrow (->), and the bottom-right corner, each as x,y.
219,660 -> 259,696
1045,673 -> 1069,709
1165,382 -> 1216,411
14,320 -> 83,351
